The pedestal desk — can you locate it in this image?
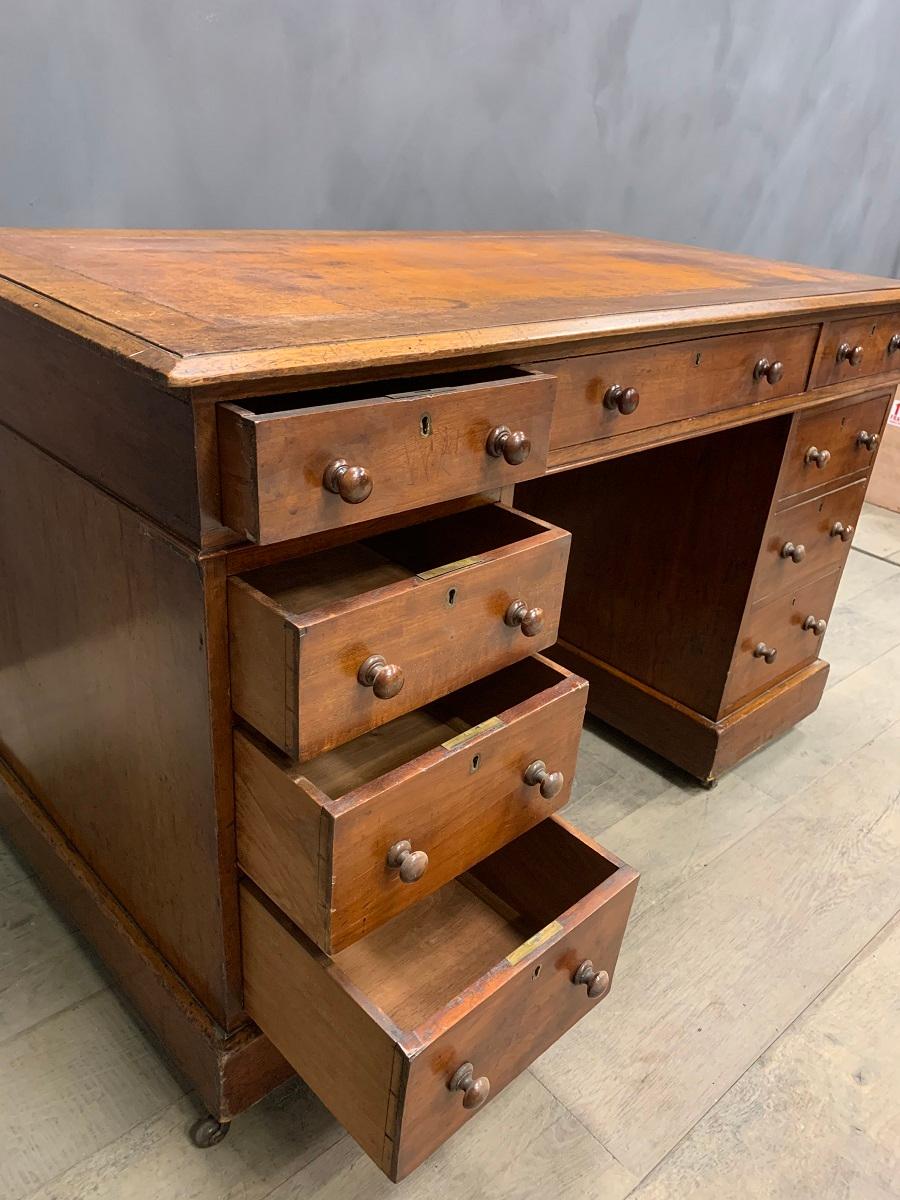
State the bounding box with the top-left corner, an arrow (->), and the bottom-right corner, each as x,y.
1,231 -> 897,1180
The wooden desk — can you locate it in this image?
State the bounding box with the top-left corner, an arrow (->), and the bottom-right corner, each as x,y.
0,230 -> 897,1179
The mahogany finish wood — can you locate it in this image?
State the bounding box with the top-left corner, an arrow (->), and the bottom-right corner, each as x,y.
0,770 -> 292,1122
2,230 -> 900,1176
229,505 -> 570,759
779,392 -> 892,499
217,368 -> 556,543
517,419 -> 792,720
3,229 -> 899,395
550,644 -> 829,785
240,816 -> 638,1181
235,656 -> 587,953
0,427 -> 242,1027
811,310 -> 900,387
543,323 -> 819,449
750,478 -> 867,605
723,569 -> 841,711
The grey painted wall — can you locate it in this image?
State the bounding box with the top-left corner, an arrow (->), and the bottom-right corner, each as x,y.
2,0 -> 899,275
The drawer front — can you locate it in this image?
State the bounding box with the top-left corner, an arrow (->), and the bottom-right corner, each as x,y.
724,572 -> 840,711
229,512 -> 571,759
218,369 -> 556,543
779,393 -> 890,499
395,828 -> 637,1179
542,324 -> 819,450
235,659 -> 588,952
752,479 -> 866,604
240,817 -> 639,1181
810,311 -> 900,388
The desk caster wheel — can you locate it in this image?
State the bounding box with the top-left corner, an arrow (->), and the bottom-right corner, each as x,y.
190,1115 -> 231,1148
701,778 -> 718,791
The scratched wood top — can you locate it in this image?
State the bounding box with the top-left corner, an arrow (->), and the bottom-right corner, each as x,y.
1,229 -> 898,394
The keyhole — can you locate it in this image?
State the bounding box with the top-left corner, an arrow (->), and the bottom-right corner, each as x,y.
470,753 -> 481,773
532,964 -> 542,980
695,352 -> 703,366
447,587 -> 457,606
420,413 -> 432,437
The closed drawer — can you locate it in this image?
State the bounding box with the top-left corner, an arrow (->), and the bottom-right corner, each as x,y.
752,478 -> 866,605
241,815 -> 638,1181
229,504 -> 570,759
236,655 -> 588,952
723,572 -> 839,712
541,324 -> 819,450
810,311 -> 900,388
218,367 -> 556,543
779,393 -> 890,499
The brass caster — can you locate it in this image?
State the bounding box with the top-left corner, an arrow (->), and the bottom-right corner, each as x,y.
190,1115 -> 231,1148
701,778 -> 718,791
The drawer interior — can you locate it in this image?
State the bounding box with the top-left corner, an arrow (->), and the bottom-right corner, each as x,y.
228,366 -> 537,417
331,818 -> 621,1029
299,655 -> 568,800
239,504 -> 554,617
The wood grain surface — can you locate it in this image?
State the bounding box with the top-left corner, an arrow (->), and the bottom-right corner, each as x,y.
2,229 -> 899,393
229,506 -> 570,758
235,657 -> 587,951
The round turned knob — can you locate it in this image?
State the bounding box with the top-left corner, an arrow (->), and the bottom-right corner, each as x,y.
523,759 -> 565,799
573,960 -> 611,1000
753,358 -> 785,385
603,384 -> 640,415
449,1062 -> 490,1110
780,541 -> 806,563
322,459 -> 373,504
888,332 -> 900,355
504,599 -> 544,637
856,430 -> 880,451
804,446 -> 832,469
357,654 -> 405,699
753,642 -> 778,664
836,342 -> 864,367
802,614 -> 827,637
485,425 -> 531,465
830,521 -> 854,542
386,840 -> 429,883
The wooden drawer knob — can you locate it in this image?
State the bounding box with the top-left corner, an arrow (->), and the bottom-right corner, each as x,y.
836,342 -> 864,366
504,599 -> 544,637
449,1062 -> 490,1109
780,541 -> 806,563
357,654 -> 404,699
856,430 -> 880,451
485,425 -> 531,465
802,614 -> 827,636
753,358 -> 784,385
523,759 -> 565,799
386,840 -> 429,883
804,446 -> 831,469
830,521 -> 854,542
322,459 -> 373,504
603,384 -> 640,415
888,332 -> 900,355
573,960 -> 610,999
753,642 -> 778,664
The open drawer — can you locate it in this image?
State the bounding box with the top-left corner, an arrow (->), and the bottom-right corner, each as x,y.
228,504 -> 570,759
241,815 -> 638,1181
217,367 -> 557,543
236,655 -> 588,952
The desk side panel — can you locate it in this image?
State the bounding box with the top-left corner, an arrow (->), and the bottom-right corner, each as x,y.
0,297 -> 201,543
0,427 -> 240,1025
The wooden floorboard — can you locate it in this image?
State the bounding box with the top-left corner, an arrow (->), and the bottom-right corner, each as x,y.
2,531 -> 899,1199
630,911 -> 900,1198
531,714 -> 900,1178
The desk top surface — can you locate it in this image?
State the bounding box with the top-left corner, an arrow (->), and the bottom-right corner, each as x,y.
1,229 -> 899,394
